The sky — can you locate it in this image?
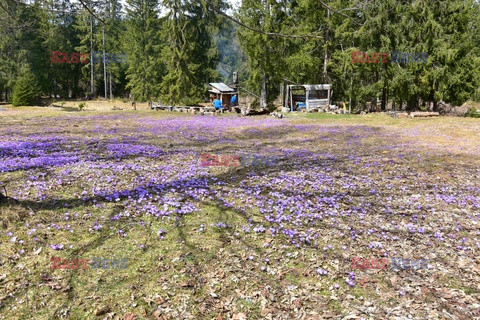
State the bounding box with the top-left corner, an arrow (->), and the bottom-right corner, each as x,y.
117,0 -> 240,9
229,0 -> 240,8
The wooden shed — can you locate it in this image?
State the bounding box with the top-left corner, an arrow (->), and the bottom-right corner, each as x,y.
284,84 -> 332,112
209,83 -> 237,108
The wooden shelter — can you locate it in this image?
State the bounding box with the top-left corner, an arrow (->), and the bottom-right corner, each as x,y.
209,83 -> 237,108
284,84 -> 332,112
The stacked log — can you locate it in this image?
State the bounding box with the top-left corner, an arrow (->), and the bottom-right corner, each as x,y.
409,112 -> 440,118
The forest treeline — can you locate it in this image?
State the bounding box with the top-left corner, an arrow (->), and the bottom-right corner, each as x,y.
1,0 -> 480,110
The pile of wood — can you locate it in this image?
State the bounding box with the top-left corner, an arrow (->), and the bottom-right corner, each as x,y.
388,111 -> 409,118
269,111 -> 283,119
409,111 -> 440,118
389,111 -> 440,118
151,102 -> 273,116
151,103 -> 219,115
241,107 -> 269,116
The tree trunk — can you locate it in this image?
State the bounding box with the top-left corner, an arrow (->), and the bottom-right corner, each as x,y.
349,73 -> 353,114
90,15 -> 94,97
323,9 -> 330,83
407,96 -> 417,112
53,72 -> 57,98
109,68 -> 113,100
261,72 -> 267,108
103,26 -> 107,100
280,81 -> 284,109
381,80 -> 387,111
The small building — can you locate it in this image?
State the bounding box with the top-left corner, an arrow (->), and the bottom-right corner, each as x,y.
284,84 -> 332,112
209,83 -> 237,108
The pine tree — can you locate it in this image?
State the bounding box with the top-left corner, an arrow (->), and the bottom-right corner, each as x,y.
99,0 -> 126,99
238,0 -> 295,108
159,0 -> 222,105
12,67 -> 41,106
124,0 -> 163,102
0,0 -> 17,102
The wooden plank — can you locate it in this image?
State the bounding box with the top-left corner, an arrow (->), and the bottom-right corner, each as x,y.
409,112 -> 440,118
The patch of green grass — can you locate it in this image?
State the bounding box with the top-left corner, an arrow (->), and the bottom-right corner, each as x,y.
327,299 -> 343,313
448,282 -> 479,295
303,112 -> 355,120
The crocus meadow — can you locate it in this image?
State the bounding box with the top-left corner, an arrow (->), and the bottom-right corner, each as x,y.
0,110 -> 479,319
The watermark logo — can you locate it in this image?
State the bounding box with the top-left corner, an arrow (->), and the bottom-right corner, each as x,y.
51,51 -> 128,64
51,257 -> 128,269
351,51 -> 389,63
90,257 -> 128,269
91,51 -> 128,64
391,257 -> 428,270
391,51 -> 428,63
352,257 -> 389,270
351,257 -> 429,270
200,154 -> 278,167
51,257 -> 90,269
351,51 -> 429,63
51,51 -> 89,64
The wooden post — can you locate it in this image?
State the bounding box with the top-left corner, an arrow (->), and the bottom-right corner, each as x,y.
306,89 -> 310,111
289,86 -> 293,112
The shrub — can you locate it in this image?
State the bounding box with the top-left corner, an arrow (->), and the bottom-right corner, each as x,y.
78,102 -> 86,111
12,68 -> 41,107
266,103 -> 277,112
465,107 -> 480,118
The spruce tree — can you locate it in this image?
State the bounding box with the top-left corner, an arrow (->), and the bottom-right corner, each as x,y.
12,67 -> 41,106
124,0 -> 163,102
159,0 -> 223,106
237,0 -> 291,107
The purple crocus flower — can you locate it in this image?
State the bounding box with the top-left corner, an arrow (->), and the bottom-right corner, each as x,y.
346,278 -> 355,287
50,244 -> 64,250
316,268 -> 328,276
92,222 -> 103,231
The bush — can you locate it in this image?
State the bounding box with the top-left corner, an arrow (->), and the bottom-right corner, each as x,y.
12,68 -> 41,107
465,107 -> 480,118
78,102 -> 86,111
266,103 -> 278,112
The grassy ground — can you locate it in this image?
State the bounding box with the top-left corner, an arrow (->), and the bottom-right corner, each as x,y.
0,106 -> 479,319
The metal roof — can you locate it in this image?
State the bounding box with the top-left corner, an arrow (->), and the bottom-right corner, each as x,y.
209,83 -> 236,92
288,84 -> 332,90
